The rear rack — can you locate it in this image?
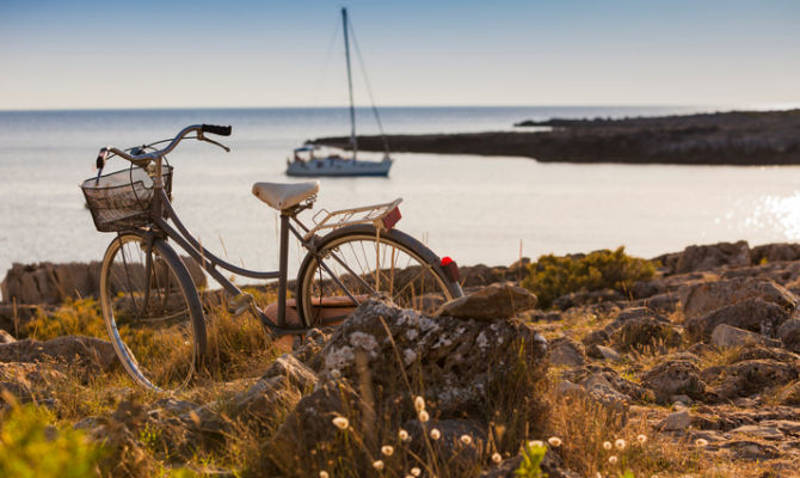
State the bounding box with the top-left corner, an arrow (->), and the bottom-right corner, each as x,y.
303,198 -> 402,240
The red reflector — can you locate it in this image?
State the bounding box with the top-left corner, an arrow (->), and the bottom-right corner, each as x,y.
441,258 -> 460,283
382,206 -> 402,230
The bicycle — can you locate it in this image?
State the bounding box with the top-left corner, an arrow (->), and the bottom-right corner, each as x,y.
80,124 -> 463,392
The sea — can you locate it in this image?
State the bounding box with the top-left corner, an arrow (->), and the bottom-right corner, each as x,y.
2,106 -> 800,291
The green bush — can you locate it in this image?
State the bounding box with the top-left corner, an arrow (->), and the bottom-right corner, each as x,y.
0,403 -> 103,478
522,246 -> 655,309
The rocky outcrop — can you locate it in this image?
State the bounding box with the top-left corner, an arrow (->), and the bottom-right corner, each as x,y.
679,278 -> 797,319
436,282 -> 537,320
315,109 -> 800,166
265,296 -> 549,475
684,298 -> 790,341
0,335 -> 117,372
2,259 -> 206,305
641,360 -> 708,404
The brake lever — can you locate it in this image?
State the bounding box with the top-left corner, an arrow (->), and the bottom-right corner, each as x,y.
197,133 -> 231,152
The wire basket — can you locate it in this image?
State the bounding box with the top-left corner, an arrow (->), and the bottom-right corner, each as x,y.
81,166 -> 173,232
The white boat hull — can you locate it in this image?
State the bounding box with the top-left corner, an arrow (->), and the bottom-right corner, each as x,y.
286,157 -> 393,177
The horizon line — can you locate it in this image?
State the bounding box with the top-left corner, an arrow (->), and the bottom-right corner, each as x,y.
1,103 -> 797,114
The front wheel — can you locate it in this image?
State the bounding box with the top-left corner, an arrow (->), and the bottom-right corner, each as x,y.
296,225 -> 461,327
99,232 -> 206,392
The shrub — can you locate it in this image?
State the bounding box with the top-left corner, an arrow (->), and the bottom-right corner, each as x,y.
0,402 -> 103,478
522,247 -> 655,309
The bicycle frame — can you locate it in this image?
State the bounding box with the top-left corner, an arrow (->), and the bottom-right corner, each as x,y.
104,124 -> 418,336
144,184 -> 384,336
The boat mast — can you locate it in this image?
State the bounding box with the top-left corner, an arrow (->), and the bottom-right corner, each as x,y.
342,7 -> 357,160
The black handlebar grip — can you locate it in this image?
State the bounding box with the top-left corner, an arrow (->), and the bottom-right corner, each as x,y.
201,124 -> 232,136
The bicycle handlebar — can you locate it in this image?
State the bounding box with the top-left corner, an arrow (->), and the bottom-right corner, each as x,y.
201,124 -> 232,136
102,123 -> 233,167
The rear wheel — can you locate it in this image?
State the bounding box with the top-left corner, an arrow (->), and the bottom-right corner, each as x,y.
296,225 -> 460,327
99,232 -> 206,391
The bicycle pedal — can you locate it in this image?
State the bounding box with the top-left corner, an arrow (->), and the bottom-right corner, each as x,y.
228,292 -> 254,317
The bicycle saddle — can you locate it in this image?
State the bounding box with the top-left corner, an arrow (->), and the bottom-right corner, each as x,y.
252,181 -> 320,210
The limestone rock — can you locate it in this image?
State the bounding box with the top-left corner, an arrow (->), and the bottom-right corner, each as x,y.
0,330 -> 15,344
680,278 -> 797,319
711,359 -> 798,400
548,337 -> 585,367
777,318 -> 800,353
668,241 -> 751,274
641,360 -> 707,404
586,344 -> 621,362
436,282 -> 537,320
0,335 -> 118,372
684,298 -> 790,341
711,324 -> 781,348
751,243 -> 800,264
660,410 -> 691,431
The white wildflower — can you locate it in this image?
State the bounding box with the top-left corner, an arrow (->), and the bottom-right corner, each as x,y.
418,410 -> 430,423
460,434 -> 473,445
614,438 -> 626,450
410,467 -> 421,477
608,455 -> 618,464
319,472 -> 329,478
372,460 -> 385,471
528,440 -> 544,448
695,438 -> 709,447
430,428 -> 441,440
547,436 -> 562,447
398,428 -> 410,441
332,416 -> 349,430
414,395 -> 426,412
637,434 -> 647,445
381,445 -> 394,456
602,441 -> 612,450
491,452 -> 502,464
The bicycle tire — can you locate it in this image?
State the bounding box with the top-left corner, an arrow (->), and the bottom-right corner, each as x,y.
99,232 -> 206,391
296,225 -> 461,327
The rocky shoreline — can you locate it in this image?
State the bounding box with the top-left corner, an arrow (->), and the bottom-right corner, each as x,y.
3,240 -> 800,475
313,109 -> 800,165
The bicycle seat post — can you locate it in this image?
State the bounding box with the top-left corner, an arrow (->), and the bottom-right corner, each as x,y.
276,210 -> 291,328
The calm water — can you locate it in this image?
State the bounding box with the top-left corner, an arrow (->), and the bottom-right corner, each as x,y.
2,106 -> 799,291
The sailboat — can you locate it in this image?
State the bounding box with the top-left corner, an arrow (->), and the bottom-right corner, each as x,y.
286,8 -> 393,178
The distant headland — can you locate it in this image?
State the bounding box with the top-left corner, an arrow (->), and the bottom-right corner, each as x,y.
313,109 -> 800,165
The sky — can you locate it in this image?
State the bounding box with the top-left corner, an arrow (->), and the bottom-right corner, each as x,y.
0,0 -> 798,110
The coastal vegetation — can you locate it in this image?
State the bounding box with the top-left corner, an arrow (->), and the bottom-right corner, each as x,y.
522,247 -> 656,309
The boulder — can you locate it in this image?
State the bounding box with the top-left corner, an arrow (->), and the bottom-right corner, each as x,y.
684,298 -> 790,341
2,259 -> 206,305
586,344 -> 621,362
436,282 -> 537,321
750,243 -> 800,264
641,360 -> 707,404
229,354 -> 317,423
659,410 -> 692,432
710,324 -> 781,349
547,337 -> 585,367
711,359 -> 798,400
0,330 -> 15,344
777,318 -> 800,353
679,278 -> 797,320
264,299 -> 549,475
670,241 -> 751,274
0,335 -> 118,372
